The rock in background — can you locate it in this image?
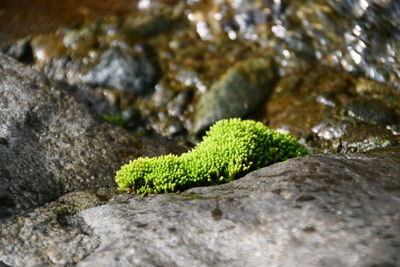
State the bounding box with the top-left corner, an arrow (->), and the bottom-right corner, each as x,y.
263,67 -> 400,153
192,57 -> 278,133
81,48 -> 160,95
3,0 -> 399,143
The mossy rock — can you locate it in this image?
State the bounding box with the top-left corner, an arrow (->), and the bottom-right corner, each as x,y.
116,118 -> 308,195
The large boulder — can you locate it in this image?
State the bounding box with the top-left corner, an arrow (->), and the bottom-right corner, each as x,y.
78,150 -> 400,267
1,150 -> 399,266
0,54 -> 183,218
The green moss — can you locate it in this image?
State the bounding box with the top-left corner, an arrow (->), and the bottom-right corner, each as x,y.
116,118 -> 309,195
102,113 -> 127,128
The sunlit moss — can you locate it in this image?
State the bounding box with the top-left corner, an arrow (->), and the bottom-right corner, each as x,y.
116,118 -> 309,195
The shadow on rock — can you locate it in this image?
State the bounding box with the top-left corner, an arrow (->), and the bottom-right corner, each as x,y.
0,54 -> 184,219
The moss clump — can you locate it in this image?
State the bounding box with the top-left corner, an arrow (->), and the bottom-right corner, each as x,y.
116,118 -> 308,195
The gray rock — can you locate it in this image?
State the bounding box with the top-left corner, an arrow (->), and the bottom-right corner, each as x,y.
0,190 -> 102,266
193,57 -> 278,133
82,48 -> 159,94
0,54 -> 183,218
76,150 -> 398,267
1,149 -> 399,266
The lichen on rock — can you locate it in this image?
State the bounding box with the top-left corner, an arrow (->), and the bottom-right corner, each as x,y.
116,118 -> 308,195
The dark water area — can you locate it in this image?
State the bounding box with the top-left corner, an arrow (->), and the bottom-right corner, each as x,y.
0,0 -> 138,46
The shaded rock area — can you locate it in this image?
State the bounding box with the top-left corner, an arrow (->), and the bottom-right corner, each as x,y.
1,38 -> 33,65
0,54 -> 184,218
1,150 -> 399,266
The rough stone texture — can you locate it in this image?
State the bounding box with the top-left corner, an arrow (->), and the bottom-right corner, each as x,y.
0,190 -> 103,266
0,54 -> 183,218
78,150 -> 398,267
1,149 -> 399,266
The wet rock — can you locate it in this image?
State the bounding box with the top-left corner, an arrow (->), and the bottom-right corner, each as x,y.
62,24 -> 98,52
193,57 -> 278,133
265,67 -> 400,153
31,34 -> 65,64
10,11 -> 176,101
346,98 -> 397,125
2,150 -> 398,266
344,135 -> 396,153
0,54 -> 183,218
136,32 -> 266,140
133,83 -> 194,141
82,48 -> 160,95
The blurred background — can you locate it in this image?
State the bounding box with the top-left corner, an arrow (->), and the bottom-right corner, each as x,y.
1,0 -> 399,153
0,0 -> 137,45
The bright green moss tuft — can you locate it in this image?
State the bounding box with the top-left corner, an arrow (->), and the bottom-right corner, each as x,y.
116,118 -> 309,195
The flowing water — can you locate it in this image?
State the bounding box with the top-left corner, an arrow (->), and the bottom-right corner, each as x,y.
182,0 -> 400,87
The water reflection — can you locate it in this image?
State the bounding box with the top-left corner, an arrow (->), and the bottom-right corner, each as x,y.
183,0 -> 400,87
